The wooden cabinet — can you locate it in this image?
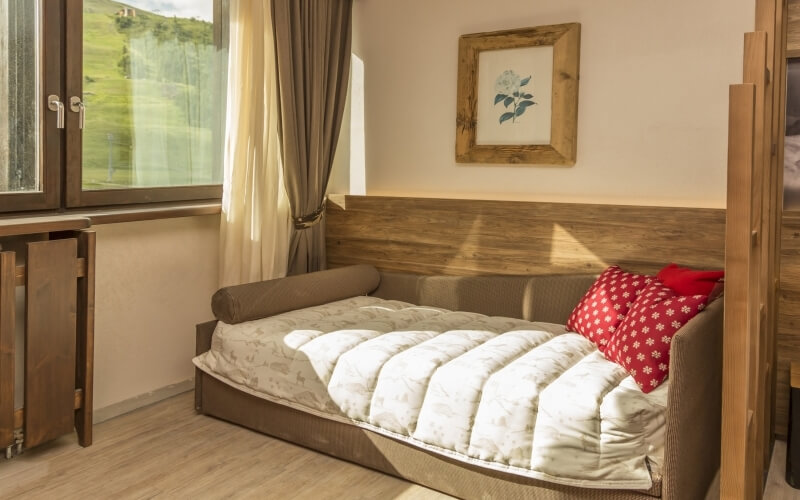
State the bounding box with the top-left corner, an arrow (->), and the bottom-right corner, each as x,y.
0,217 -> 95,457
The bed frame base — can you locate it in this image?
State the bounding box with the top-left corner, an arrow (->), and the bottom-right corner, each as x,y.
195,367 -> 661,500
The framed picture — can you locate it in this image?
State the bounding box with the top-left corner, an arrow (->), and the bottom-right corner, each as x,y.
785,58 -> 800,210
455,23 -> 581,166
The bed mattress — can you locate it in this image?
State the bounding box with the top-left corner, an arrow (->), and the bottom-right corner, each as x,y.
192,296 -> 667,490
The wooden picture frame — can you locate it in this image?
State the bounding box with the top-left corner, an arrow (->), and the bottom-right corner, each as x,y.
456,23 -> 581,166
784,57 -> 800,210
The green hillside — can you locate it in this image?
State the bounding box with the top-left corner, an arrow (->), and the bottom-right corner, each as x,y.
81,0 -> 217,189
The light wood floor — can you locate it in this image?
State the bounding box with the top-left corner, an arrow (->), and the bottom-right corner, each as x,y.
5,392 -> 800,499
703,439 -> 800,499
764,440 -> 800,499
0,392 -> 452,499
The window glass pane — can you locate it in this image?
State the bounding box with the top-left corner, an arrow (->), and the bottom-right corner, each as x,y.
82,0 -> 223,190
0,0 -> 40,193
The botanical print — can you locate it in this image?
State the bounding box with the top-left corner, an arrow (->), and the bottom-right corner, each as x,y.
474,45 -> 552,146
493,70 -> 536,124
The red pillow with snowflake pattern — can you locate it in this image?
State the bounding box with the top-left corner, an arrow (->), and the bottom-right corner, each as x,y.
566,266 -> 654,352
605,281 -> 707,393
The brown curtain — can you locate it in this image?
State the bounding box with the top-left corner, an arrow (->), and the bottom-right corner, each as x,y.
271,0 -> 353,275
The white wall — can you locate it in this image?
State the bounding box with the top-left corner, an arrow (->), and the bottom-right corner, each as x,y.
348,0 -> 754,208
93,215 -> 219,412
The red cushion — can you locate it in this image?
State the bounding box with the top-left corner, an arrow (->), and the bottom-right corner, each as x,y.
656,263 -> 724,296
566,266 -> 654,352
605,282 -> 707,393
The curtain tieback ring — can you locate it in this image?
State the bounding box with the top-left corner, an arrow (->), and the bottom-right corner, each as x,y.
293,204 -> 325,229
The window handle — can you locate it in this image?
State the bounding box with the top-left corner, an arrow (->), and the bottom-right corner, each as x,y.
47,95 -> 65,129
69,96 -> 85,129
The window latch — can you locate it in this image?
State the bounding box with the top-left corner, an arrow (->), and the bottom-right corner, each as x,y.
69,96 -> 85,130
47,95 -> 65,129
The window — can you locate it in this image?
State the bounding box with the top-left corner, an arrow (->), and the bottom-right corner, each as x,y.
0,1 -> 62,212
0,0 -> 227,213
1,1 -> 39,194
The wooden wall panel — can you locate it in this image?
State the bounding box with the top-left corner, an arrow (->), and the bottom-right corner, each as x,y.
768,0 -> 789,469
788,0 -> 800,55
24,239 -> 78,449
778,212 -> 800,436
326,195 -> 725,277
778,0 -> 800,440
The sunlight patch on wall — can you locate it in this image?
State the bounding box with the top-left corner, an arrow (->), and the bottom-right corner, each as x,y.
349,54 -> 366,195
549,223 -> 607,272
444,215 -> 484,274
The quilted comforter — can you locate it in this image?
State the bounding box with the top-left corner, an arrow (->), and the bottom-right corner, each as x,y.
193,296 -> 667,490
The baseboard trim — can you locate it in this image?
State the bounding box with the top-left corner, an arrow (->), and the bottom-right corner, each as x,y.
93,378 -> 194,424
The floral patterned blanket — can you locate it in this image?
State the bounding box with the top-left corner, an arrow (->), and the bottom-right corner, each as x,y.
193,296 -> 667,490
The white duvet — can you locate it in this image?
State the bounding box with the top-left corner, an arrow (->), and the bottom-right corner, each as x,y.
193,296 -> 666,490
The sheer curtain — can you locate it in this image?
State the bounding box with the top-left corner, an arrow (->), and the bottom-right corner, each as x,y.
129,34 -> 217,187
219,0 -> 290,287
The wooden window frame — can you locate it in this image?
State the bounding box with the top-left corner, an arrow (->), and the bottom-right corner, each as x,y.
61,0 -> 224,210
0,0 -> 64,213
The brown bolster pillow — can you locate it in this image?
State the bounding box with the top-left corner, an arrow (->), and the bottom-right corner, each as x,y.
212,264 -> 381,324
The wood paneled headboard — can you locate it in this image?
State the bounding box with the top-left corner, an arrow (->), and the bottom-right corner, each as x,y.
326,195 -> 725,277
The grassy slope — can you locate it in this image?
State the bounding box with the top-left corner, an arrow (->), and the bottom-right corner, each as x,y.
82,0 -> 131,187
82,0 -> 213,189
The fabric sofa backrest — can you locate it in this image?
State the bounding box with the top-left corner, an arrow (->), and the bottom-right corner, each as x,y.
372,272 -> 597,324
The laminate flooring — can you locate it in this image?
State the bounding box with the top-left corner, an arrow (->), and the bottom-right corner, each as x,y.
764,440 -> 800,499
0,392 -> 452,499
703,439 -> 800,499
4,391 -> 800,499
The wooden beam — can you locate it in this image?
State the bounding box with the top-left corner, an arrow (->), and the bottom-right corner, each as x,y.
0,216 -> 90,238
755,0 -> 787,474
83,201 -> 221,225
773,0 -> 788,443
722,83 -> 758,500
743,30 -> 769,496
764,0 -> 788,469
0,252 -> 15,449
75,231 -> 95,447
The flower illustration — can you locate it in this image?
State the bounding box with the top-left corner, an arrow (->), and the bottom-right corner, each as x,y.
494,70 -> 521,95
493,69 -> 536,124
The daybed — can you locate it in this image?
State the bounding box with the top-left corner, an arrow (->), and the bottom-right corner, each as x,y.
193,265 -> 722,500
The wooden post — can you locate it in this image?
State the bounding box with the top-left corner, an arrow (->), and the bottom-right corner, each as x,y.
75,231 -> 95,447
755,0 -> 788,474
743,31 -> 770,494
0,252 -> 15,451
772,0 -> 788,450
720,2 -> 787,495
745,0 -> 788,471
722,83 -> 758,500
